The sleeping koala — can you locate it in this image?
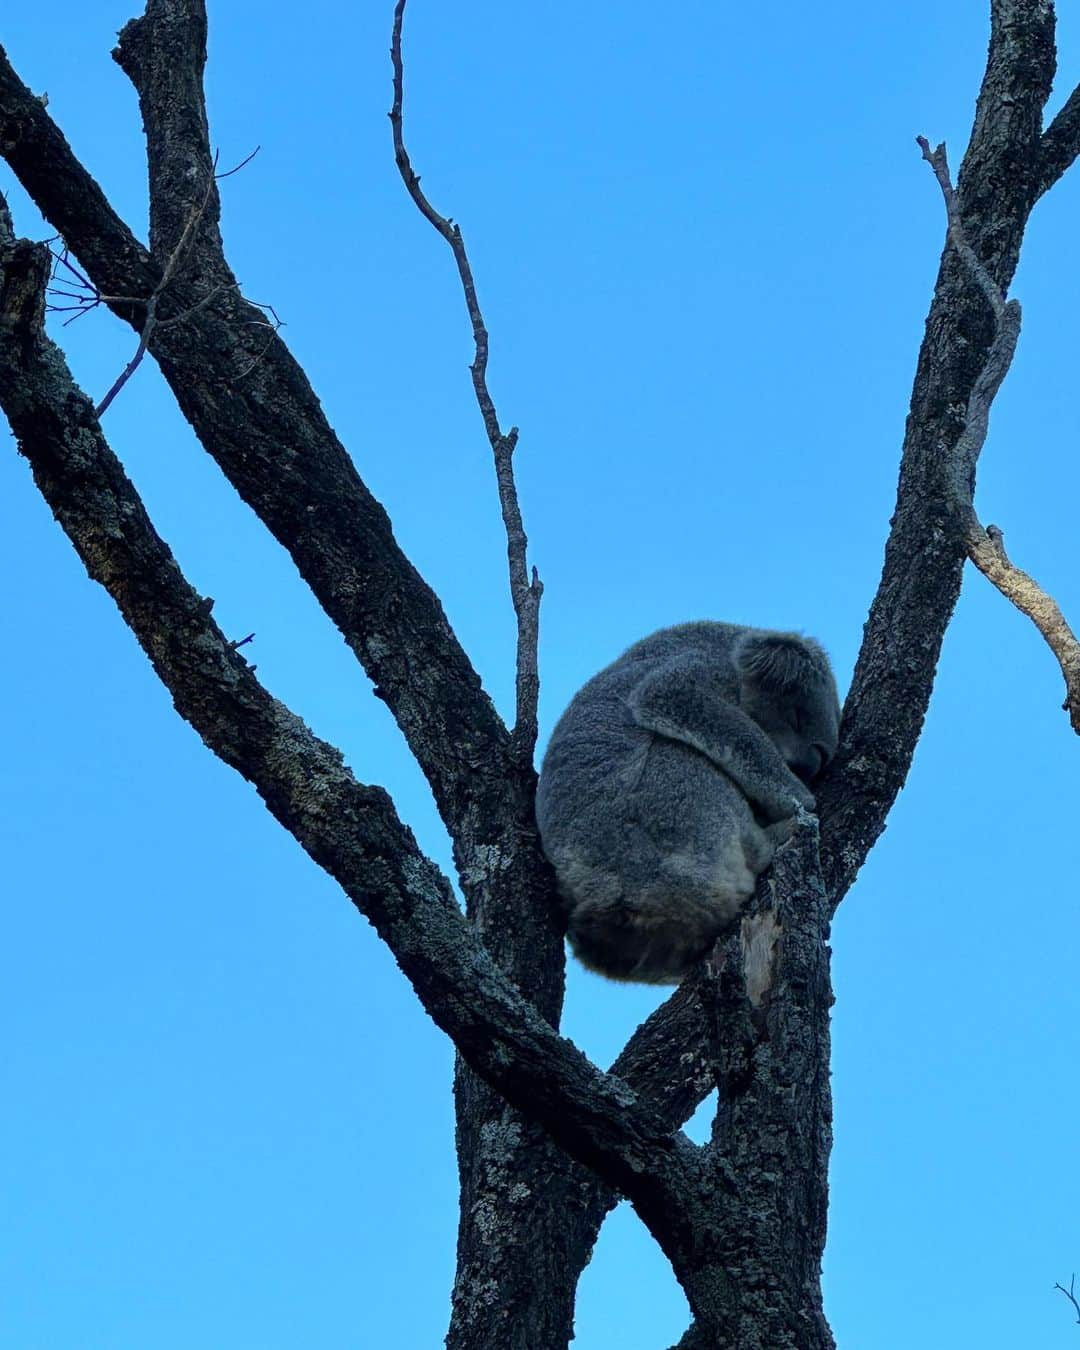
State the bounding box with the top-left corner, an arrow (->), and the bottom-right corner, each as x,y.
535,622 -> 840,984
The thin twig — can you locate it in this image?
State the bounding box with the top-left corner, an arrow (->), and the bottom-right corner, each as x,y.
215,144 -> 261,180
231,299 -> 284,382
389,0 -> 542,764
46,244 -> 142,324
95,159 -> 219,416
918,136 -> 1080,733
46,145 -> 260,331
58,145 -> 262,413
1056,1274 -> 1080,1326
917,137 -> 1007,321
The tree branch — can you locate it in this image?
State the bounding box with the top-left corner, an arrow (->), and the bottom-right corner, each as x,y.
0,42 -> 156,298
112,0 -> 224,263
389,0 -> 542,765
1037,83 -> 1080,200
966,525 -> 1080,730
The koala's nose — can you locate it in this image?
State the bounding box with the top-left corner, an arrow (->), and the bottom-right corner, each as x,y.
791,746 -> 824,785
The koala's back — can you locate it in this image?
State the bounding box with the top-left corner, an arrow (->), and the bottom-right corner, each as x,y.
536,635 -> 771,982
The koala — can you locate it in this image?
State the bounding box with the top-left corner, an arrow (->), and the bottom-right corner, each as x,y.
535,622 -> 840,984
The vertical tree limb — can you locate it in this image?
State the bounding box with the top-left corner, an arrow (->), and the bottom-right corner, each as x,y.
919,137 -> 1080,732
390,0 -> 543,765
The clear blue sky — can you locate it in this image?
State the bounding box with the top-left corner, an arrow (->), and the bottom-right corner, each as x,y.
3,2 -> 1080,1346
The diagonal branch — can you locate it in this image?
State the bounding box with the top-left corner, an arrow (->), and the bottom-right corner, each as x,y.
389,0 -> 543,764
966,525 -> 1080,730
0,224 -> 697,1226
1037,83 -> 1080,200
0,42 -> 156,299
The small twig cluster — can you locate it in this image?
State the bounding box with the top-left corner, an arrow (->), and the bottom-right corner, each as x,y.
231,296 -> 284,382
94,154 -> 225,417
46,245 -> 143,325
46,143 -> 273,415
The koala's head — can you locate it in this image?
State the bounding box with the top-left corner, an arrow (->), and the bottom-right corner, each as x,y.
734,631 -> 840,785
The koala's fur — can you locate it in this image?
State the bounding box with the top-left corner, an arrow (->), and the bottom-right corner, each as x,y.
535,622 -> 840,984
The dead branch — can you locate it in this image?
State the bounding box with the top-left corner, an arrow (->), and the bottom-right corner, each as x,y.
389,0 -> 542,764
919,136 -> 1080,734
917,137 -> 1009,322
1056,1274 -> 1080,1326
967,525 -> 1080,731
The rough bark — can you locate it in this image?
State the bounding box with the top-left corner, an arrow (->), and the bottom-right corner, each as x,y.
692,833 -> 835,1348
449,979 -> 718,1350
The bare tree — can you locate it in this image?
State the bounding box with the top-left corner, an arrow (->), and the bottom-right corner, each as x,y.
2,1 -> 1080,1345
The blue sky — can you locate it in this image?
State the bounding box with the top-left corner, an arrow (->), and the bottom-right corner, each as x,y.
2,2 -> 1080,1346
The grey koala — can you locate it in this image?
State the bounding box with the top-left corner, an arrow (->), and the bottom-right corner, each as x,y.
535,622 -> 840,984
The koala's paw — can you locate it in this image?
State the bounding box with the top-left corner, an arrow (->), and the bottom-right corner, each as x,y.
763,816 -> 797,848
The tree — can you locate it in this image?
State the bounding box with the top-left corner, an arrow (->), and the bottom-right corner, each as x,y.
2,1 -> 1080,1345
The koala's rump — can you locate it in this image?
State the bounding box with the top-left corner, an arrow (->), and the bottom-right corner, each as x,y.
538,729 -> 770,913
538,733 -> 770,982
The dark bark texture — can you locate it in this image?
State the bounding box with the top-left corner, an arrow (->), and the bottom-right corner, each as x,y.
3,1 -> 1079,1345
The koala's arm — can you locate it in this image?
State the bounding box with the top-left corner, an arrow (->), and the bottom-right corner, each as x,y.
627,659 -> 815,821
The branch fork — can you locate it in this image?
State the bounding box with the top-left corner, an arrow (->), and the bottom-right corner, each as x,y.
918,134 -> 1080,733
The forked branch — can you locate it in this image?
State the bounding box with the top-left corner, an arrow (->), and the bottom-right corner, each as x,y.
389,0 -> 542,762
1056,1274 -> 1080,1327
918,136 -> 1080,733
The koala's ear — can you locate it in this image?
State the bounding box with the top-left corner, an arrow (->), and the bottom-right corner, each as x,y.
734,631 -> 828,692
